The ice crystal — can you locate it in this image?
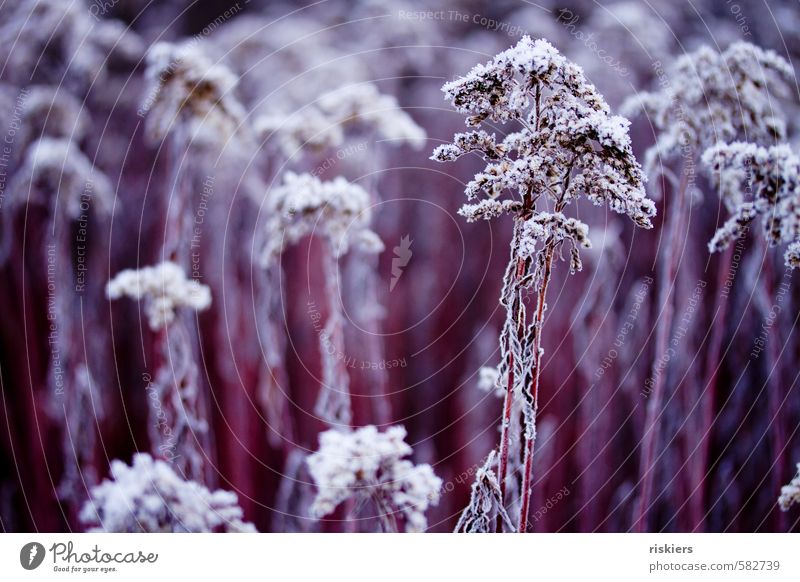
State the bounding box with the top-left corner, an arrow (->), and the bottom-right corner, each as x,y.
703,141 -> 800,268
778,463 -> 800,511
142,42 -> 246,146
106,261 -> 212,331
307,425 -> 442,532
79,453 -> 255,532
262,171 -> 383,262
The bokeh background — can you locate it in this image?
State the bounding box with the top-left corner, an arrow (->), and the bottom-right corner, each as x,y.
1,0 -> 800,533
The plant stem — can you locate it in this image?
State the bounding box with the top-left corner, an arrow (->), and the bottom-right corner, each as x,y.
634,171 -> 688,532
691,244 -> 734,530
518,241 -> 556,532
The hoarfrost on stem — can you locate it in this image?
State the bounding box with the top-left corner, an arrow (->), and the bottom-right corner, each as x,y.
106,261 -> 212,331
79,453 -> 255,532
307,425 -> 442,532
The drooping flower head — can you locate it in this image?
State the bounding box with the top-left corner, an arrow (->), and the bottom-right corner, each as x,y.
307,425 -> 442,532
142,42 -> 246,146
256,82 -> 425,157
106,261 -> 212,330
80,453 -> 255,532
703,141 -> 800,268
261,171 -> 383,262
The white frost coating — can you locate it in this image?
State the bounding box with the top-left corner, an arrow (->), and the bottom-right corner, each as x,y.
307,425 -> 442,532
7,138 -> 114,217
262,171 -> 383,262
778,463 -> 800,511
106,261 -> 212,331
79,453 -> 255,532
256,83 -> 425,157
142,42 -> 246,145
703,141 -> 800,269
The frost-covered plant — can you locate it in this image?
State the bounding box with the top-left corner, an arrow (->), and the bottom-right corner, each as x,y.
262,171 -> 383,262
454,451 -> 513,533
80,453 -> 255,532
307,425 -> 441,532
106,261 -> 212,331
622,41 -> 794,174
5,138 -> 113,217
778,463 -> 800,511
703,142 -> 800,268
432,35 -> 654,531
256,83 -> 425,156
142,42 -> 246,147
262,172 -> 383,426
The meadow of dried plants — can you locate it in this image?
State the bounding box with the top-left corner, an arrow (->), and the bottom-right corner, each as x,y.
1,0 -> 800,534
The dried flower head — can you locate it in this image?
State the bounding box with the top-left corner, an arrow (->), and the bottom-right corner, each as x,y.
79,453 -> 255,532
257,83 -> 425,157
142,42 -> 246,146
778,462 -> 800,511
6,138 -> 113,217
262,171 -> 383,262
307,425 -> 442,532
18,86 -> 89,151
703,141 -> 800,268
432,35 -> 655,255
106,261 -> 212,331
622,42 -> 795,174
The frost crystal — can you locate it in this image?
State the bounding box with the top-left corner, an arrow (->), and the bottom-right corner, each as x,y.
703,142 -> 800,268
142,42 -> 246,145
106,261 -> 212,330
80,454 -> 255,532
257,83 -> 425,157
454,451 -> 513,533
778,463 -> 800,511
262,172 -> 383,262
622,42 -> 794,174
307,425 -> 442,532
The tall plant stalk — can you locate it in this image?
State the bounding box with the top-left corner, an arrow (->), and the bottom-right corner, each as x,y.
433,36 -> 655,532
634,171 -> 688,532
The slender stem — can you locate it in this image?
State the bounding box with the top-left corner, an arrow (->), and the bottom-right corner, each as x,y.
633,170 -> 688,532
518,241 -> 556,532
692,244 -> 734,530
497,254 -> 527,522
